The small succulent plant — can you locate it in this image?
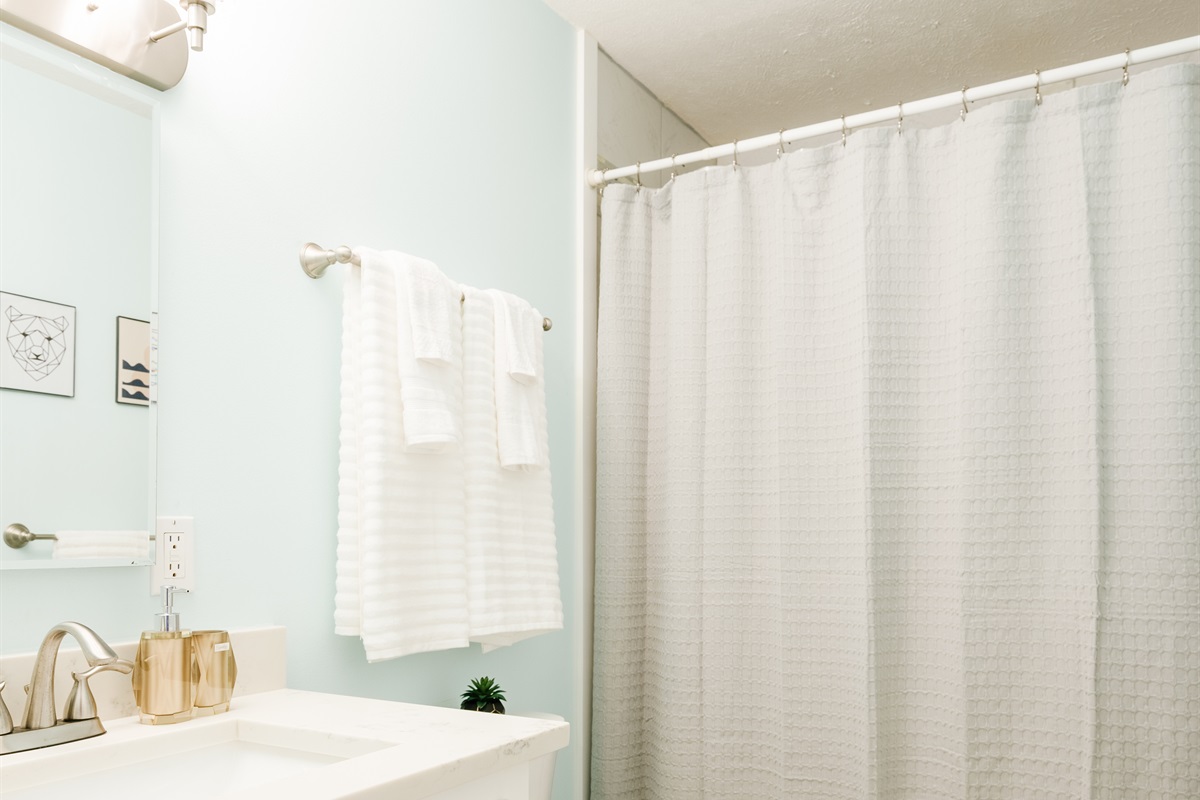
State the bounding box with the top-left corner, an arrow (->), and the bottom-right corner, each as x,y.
460,676 -> 507,714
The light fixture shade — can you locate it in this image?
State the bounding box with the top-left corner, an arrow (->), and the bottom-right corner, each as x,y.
0,0 -> 189,90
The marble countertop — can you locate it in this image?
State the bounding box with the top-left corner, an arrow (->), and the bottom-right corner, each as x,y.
0,689 -> 569,799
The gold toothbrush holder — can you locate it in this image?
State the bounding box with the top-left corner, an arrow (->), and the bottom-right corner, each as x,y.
191,630 -> 237,716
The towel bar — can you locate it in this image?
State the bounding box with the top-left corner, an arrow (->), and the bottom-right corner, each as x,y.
299,242 -> 553,332
3,523 -> 155,550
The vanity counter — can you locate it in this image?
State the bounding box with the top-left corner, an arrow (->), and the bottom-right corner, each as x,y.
0,688 -> 569,799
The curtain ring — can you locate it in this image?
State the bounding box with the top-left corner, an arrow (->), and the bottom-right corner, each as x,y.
1122,48 -> 1131,86
732,139 -> 739,169
897,101 -> 904,136
635,161 -> 642,191
960,86 -> 969,122
670,154 -> 678,180
841,115 -> 849,148
1034,69 -> 1042,106
777,130 -> 786,157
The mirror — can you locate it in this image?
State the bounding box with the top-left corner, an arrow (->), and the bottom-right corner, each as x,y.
0,27 -> 157,569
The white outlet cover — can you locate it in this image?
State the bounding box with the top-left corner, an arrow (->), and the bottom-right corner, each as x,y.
151,516 -> 195,594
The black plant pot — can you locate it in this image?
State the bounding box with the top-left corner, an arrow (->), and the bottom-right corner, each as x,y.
461,699 -> 506,714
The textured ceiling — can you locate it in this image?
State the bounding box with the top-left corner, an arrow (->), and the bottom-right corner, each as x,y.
543,0 -> 1200,144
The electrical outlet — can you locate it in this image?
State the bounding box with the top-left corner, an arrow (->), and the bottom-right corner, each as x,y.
152,516 -> 195,593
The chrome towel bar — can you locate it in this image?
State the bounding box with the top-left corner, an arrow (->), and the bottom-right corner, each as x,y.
3,523 -> 155,549
299,242 -> 553,332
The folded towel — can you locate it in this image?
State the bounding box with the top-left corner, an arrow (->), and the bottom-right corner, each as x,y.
335,251 -> 470,660
487,289 -> 548,470
53,531 -> 148,560
462,287 -> 563,651
492,290 -> 541,384
398,255 -> 460,363
364,248 -> 463,452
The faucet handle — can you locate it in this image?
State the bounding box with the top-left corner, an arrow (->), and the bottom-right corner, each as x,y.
63,660 -> 134,722
0,680 -> 12,734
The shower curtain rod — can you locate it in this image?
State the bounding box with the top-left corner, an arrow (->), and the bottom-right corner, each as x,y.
587,36 -> 1200,187
299,242 -> 553,331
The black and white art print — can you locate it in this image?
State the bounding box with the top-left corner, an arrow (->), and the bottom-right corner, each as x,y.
116,316 -> 151,406
1,291 -> 76,398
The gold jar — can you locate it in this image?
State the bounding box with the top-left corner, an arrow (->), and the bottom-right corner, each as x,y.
191,629 -> 237,715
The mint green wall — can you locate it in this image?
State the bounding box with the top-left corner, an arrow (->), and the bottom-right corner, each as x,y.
0,3 -> 580,798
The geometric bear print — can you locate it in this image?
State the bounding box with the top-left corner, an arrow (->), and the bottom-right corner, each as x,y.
5,305 -> 70,381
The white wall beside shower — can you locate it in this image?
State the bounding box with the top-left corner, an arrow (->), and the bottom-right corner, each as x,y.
598,50 -> 710,187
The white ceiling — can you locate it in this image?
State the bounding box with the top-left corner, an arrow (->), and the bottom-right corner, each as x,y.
543,0 -> 1200,145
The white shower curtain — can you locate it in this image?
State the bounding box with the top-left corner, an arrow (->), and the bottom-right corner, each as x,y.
593,64 -> 1199,800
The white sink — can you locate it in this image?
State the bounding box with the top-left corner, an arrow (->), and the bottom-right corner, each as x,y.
0,719 -> 390,799
0,689 -> 569,800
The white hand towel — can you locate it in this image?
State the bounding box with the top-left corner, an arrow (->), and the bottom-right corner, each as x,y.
374,249 -> 463,451
53,531 -> 147,560
399,254 -> 460,363
335,250 -> 470,661
487,289 -> 548,470
492,290 -> 540,384
462,287 -> 563,651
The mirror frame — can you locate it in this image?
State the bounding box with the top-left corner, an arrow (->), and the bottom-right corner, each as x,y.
0,24 -> 159,570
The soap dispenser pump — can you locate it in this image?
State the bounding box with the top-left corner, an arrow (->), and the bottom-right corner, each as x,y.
132,585 -> 195,725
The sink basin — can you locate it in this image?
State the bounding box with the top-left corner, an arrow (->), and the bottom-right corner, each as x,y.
0,688 -> 570,800
0,719 -> 389,799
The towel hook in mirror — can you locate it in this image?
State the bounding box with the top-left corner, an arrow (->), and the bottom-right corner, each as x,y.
4,523 -> 54,549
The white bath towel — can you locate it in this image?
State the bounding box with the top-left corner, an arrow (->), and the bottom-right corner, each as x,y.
335,249 -> 470,660
333,256 -> 364,637
381,249 -> 463,451
488,289 -> 548,470
53,530 -> 147,560
462,287 -> 562,651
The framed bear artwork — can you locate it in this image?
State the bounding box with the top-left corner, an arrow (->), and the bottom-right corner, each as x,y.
0,291 -> 76,398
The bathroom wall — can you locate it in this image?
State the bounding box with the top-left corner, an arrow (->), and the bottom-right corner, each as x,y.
598,49 -> 710,187
0,2 -> 580,798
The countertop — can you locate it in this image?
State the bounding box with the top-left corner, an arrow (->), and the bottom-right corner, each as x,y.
0,689 -> 570,799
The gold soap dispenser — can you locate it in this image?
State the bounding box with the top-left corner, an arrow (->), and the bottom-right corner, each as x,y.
133,585 -> 195,725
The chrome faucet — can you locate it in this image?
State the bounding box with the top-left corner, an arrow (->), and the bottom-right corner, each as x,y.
1,622 -> 133,755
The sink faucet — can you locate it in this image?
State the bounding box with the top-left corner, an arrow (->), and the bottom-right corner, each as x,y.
1,622 -> 133,755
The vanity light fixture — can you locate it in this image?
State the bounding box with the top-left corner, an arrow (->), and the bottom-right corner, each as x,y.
0,0 -> 210,90
149,0 -> 217,52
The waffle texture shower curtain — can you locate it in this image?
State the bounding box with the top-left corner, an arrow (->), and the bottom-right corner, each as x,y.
592,64 -> 1199,800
